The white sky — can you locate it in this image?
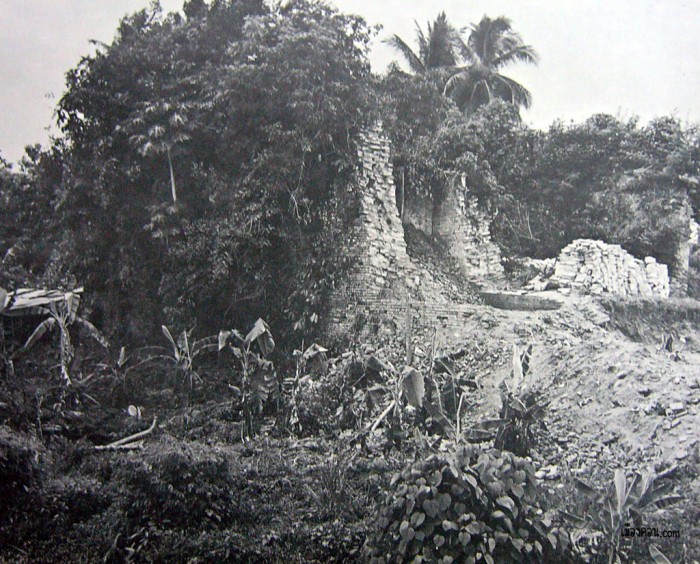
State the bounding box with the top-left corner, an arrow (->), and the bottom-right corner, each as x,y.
1,0 -> 699,163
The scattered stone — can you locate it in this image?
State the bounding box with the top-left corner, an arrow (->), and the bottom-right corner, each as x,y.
669,401 -> 685,412
602,433 -> 619,446
546,465 -> 561,480
638,387 -> 652,397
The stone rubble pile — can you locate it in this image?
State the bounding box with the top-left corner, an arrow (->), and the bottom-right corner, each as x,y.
550,239 -> 669,298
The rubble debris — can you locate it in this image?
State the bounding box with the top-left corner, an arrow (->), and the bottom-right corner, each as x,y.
549,239 -> 669,298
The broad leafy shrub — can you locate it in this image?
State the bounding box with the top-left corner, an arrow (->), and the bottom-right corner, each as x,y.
469,344 -> 547,456
364,446 -> 574,563
112,436 -> 249,529
494,389 -> 546,457
293,363 -> 355,435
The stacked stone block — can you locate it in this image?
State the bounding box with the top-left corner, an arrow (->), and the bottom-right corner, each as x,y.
550,239 -> 669,298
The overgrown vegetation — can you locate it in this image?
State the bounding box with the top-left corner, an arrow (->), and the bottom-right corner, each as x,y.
1,1 -> 699,561
600,296 -> 700,345
562,469 -> 683,563
364,446 -> 573,562
382,94 -> 700,275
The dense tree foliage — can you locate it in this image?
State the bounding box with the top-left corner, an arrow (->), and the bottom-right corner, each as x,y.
45,0 -> 377,340
2,1 -> 699,347
380,62 -> 699,274
0,145 -> 66,289
504,115 -> 700,270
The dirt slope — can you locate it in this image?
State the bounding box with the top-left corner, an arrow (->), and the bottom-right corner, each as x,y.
461,295 -> 700,470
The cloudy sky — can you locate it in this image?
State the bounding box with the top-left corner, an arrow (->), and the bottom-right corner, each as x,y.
1,0 -> 699,163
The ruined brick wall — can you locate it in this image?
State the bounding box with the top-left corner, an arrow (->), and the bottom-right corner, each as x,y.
326,124 -> 450,337
550,239 -> 670,298
669,202 -> 695,297
346,124 -> 416,299
327,295 -> 483,341
326,124 -> 506,339
432,178 -> 505,286
400,170 -> 504,287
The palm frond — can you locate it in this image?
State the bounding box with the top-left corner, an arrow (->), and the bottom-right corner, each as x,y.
492,74 -> 533,108
483,16 -> 514,64
424,12 -> 460,68
468,80 -> 492,115
444,69 -> 494,115
469,16 -> 511,63
456,37 -> 478,64
443,67 -> 470,97
383,34 -> 425,73
491,44 -> 539,69
443,69 -> 477,114
415,20 -> 428,57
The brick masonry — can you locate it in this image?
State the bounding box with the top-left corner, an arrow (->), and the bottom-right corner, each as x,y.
550,239 -> 670,298
326,124 -> 493,338
431,176 -> 505,286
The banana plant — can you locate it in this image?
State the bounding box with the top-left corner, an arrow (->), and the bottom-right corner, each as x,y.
159,325 -> 218,388
15,290 -> 108,385
467,344 -> 545,455
218,318 -> 277,439
563,469 -> 684,563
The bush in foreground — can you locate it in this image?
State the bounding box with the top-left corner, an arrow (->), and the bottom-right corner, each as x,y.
364,445 -> 575,563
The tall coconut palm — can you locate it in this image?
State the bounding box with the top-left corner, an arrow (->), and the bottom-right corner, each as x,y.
384,12 -> 461,73
445,16 -> 538,116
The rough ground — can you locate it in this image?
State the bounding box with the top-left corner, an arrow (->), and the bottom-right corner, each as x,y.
1,291 -> 699,562
460,295 -> 699,469
452,293 -> 700,562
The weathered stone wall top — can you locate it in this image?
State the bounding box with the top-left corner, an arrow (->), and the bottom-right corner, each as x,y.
550,239 -> 669,298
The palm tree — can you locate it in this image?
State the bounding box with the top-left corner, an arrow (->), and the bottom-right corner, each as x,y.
384,12 -> 461,73
444,16 -> 538,116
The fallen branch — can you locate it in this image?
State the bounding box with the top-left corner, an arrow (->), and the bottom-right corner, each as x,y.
95,416 -> 157,450
370,400 -> 396,432
657,464 -> 680,481
94,440 -> 145,452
